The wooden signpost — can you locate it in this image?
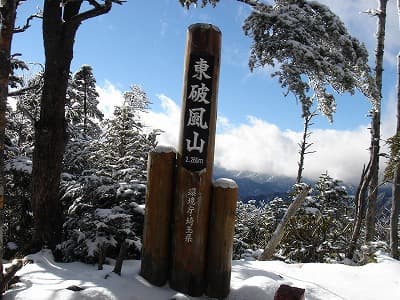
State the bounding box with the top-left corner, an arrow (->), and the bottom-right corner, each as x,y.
141,23 -> 237,298
169,23 -> 221,297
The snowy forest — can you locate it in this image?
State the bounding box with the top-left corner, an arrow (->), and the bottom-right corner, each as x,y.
0,0 -> 400,299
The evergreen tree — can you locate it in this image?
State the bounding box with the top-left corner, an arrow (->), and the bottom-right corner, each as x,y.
64,66 -> 102,176
281,173 -> 354,262
59,173 -> 146,264
2,72 -> 42,260
59,84 -> 158,264
71,65 -> 103,136
242,0 -> 376,121
97,85 -> 157,183
234,174 -> 355,263
234,200 -> 269,259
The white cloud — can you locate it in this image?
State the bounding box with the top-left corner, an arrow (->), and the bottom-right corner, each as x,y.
140,94 -> 181,147
215,117 -> 371,184
97,80 -> 125,118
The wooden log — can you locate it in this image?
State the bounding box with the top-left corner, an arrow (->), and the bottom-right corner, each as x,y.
170,23 -> 221,297
205,178 -> 238,299
140,146 -> 176,286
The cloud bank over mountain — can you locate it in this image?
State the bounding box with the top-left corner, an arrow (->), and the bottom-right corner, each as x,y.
98,85 -> 396,184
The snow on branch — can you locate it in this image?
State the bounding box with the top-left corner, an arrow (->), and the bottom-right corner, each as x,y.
363,9 -> 382,16
243,0 -> 377,120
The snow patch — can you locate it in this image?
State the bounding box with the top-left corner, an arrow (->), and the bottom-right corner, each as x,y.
213,178 -> 238,189
3,250 -> 400,300
153,145 -> 176,153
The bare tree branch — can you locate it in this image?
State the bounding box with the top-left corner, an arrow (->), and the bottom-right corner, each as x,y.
65,0 -> 115,29
13,12 -> 42,33
87,0 -> 102,9
236,0 -> 262,8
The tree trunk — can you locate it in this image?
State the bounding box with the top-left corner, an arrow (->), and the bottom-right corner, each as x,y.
98,242 -> 107,270
113,240 -> 127,275
365,0 -> 387,242
391,161 -> 400,259
0,0 -> 18,293
390,48 -> 400,258
389,0 -> 400,261
347,162 -> 372,259
30,0 -> 81,249
259,185 -> 310,261
30,0 -> 114,250
296,113 -> 316,184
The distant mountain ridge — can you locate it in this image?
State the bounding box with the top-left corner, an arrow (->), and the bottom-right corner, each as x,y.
213,166 -> 392,211
212,166 -> 297,202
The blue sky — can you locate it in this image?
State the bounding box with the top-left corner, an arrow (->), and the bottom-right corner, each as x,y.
11,0 -> 400,183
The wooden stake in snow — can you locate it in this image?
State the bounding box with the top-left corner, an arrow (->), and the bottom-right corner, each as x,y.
206,178 -> 238,299
141,147 -> 176,286
169,23 -> 221,297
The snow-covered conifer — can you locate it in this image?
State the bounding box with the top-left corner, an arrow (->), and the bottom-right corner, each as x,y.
96,85 -> 157,183
242,0 -> 376,121
281,173 -> 354,262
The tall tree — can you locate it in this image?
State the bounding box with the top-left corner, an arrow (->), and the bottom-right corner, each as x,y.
31,0 -> 122,250
365,0 -> 388,242
242,0 -> 376,121
393,0 -> 400,260
385,0 -> 400,259
0,0 -> 18,291
97,85 -> 156,183
71,65 -> 103,135
64,66 -> 103,176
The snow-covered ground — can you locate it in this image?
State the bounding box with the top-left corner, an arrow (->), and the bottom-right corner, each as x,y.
3,250 -> 400,300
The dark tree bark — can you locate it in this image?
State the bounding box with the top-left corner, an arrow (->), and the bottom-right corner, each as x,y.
391,156 -> 400,258
389,0 -> 400,261
31,0 -> 115,249
0,0 -> 18,292
390,43 -> 400,257
365,0 -> 387,242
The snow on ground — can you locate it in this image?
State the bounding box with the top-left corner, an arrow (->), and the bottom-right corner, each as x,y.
3,250 -> 400,300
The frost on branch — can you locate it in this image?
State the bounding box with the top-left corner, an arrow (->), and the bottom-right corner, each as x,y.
243,0 -> 377,120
